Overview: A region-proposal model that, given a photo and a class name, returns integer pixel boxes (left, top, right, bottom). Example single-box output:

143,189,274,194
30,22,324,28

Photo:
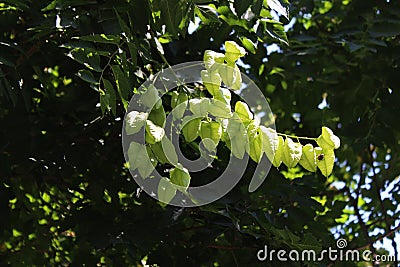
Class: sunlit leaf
282,137,302,168
189,98,210,117
158,177,177,205
298,144,317,172
201,70,221,96
224,41,246,63
125,111,148,135
170,166,190,191
182,117,201,142
317,126,340,150
316,147,335,177
145,120,165,144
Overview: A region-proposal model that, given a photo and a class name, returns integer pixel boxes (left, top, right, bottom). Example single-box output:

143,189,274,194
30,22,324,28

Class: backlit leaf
158,177,177,205
182,117,201,142
189,98,210,117
127,142,155,178
170,166,190,191
272,135,284,167
299,144,317,172
201,70,221,96
259,126,279,162
282,137,302,168
145,120,165,144
317,126,340,150
316,147,335,177
224,41,246,63
235,101,253,122
125,111,148,135
199,121,222,150
249,133,263,163
204,50,225,71
208,99,232,118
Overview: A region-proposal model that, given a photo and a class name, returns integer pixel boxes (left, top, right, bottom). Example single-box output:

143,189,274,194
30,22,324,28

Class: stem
277,133,317,141
98,48,119,88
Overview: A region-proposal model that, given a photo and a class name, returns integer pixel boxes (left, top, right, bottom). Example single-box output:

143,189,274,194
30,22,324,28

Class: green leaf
125,111,148,135
224,41,246,63
316,148,335,177
146,146,159,167
170,166,191,191
259,126,278,162
247,120,259,138
235,101,253,122
170,91,179,108
68,48,102,72
141,84,162,109
171,91,188,119
227,117,248,159
77,34,120,45
145,120,165,144
317,126,340,150
264,20,289,45
299,144,317,172
150,142,169,165
151,136,179,166
272,135,284,167
251,0,263,15
148,105,166,127
160,136,179,165
41,192,51,203
213,87,232,104
203,50,225,71
160,0,178,36
100,92,110,114
230,134,248,159
127,142,155,178
219,63,242,90
127,42,138,68
208,99,232,118
282,137,302,168
111,65,130,108
171,91,188,108
249,133,263,163
115,10,131,36
102,78,117,115
240,36,257,54
265,0,289,19
201,70,221,96
182,117,201,142
77,69,97,84
189,98,210,117
150,136,178,166
158,177,177,205
226,115,247,137
199,121,222,150
233,0,249,16
195,5,220,24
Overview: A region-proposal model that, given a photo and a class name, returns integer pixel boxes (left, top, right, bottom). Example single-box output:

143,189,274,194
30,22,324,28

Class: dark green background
0,0,399,266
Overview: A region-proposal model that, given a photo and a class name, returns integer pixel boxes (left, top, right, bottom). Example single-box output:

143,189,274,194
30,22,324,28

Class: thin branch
98,49,119,87
277,132,317,141
369,147,399,265
347,159,376,255
352,224,400,251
